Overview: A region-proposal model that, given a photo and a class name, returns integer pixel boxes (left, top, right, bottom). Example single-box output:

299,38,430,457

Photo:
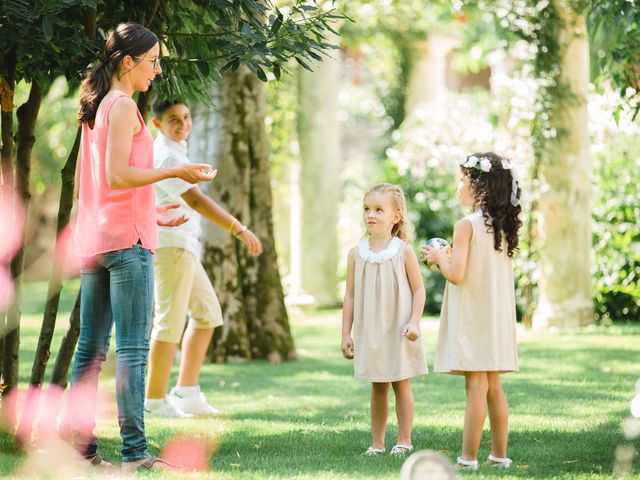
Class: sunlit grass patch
2,299,639,478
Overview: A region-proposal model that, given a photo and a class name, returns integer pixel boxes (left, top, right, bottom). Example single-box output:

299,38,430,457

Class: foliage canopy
0,0,344,103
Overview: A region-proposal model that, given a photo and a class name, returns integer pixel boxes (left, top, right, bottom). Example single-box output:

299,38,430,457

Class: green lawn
1,282,639,478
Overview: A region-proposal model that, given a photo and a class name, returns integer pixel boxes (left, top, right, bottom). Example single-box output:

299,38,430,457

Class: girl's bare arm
436,218,472,284
341,248,356,359
404,245,426,326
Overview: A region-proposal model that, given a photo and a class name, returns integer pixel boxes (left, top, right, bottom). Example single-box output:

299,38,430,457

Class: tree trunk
191,68,295,363
1,49,16,179
0,47,17,384
532,4,593,328
2,82,43,406
28,128,81,389
404,34,459,118
50,290,81,388
297,33,341,306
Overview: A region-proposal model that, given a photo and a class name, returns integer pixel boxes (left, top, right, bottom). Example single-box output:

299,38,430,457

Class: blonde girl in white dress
422,152,522,471
341,183,428,457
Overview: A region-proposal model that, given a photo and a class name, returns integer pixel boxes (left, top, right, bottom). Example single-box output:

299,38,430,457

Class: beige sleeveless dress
352,237,428,382
434,210,519,374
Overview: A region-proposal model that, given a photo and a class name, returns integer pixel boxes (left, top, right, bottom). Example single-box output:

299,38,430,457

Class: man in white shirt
144,98,262,417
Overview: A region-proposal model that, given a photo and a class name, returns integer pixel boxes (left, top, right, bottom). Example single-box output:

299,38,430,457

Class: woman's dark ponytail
77,60,112,124
78,23,158,124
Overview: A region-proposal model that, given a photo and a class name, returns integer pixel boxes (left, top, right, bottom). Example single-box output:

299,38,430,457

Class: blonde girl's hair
365,183,411,241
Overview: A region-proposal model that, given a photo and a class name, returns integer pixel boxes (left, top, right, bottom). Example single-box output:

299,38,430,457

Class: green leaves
151,0,345,98
0,0,344,102
589,0,640,112
0,0,98,86
270,11,283,36
592,127,640,323
295,56,313,72
220,58,240,74
255,65,268,82
41,15,53,40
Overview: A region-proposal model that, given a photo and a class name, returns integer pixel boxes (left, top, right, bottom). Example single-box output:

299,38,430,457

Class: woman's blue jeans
69,244,153,462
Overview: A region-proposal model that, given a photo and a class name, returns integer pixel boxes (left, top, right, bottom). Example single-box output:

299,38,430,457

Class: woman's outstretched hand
157,203,189,227
178,164,217,184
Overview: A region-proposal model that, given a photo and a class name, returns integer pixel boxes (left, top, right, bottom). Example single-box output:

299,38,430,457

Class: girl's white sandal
456,456,479,471
486,454,513,469
363,446,385,456
390,444,413,456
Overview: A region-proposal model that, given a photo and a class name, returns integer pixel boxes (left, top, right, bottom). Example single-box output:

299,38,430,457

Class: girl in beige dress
341,183,428,457
422,152,521,471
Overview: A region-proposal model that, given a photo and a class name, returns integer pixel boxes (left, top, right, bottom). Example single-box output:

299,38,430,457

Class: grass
1,282,639,478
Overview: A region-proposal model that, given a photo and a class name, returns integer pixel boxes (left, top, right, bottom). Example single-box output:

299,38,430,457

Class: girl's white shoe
456,456,479,471
364,446,385,456
486,454,513,469
390,444,413,456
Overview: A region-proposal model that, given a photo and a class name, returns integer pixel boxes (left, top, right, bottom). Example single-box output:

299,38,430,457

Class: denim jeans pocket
97,249,123,269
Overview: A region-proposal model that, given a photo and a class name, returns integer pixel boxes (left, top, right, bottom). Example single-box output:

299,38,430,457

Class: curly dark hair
461,152,522,257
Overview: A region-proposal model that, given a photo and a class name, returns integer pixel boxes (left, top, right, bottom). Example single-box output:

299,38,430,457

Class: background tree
191,68,295,363
532,1,593,328
466,0,595,327
297,29,342,307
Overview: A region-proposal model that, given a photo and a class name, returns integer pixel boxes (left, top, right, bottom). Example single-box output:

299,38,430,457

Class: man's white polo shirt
154,131,203,259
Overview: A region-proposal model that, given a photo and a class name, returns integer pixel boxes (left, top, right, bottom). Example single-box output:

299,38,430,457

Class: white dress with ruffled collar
351,237,428,382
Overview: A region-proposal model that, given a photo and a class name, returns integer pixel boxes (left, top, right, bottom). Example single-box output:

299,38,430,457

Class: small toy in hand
423,238,450,270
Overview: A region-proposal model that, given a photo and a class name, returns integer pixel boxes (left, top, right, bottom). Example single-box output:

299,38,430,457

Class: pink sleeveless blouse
74,92,157,257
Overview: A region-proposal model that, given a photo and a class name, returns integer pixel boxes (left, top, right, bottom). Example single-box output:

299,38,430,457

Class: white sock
144,398,165,408
174,385,199,397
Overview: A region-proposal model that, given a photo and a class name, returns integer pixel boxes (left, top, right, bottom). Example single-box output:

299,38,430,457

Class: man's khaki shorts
152,247,223,343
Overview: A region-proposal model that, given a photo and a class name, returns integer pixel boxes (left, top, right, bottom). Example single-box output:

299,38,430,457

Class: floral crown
460,155,521,207
460,154,512,172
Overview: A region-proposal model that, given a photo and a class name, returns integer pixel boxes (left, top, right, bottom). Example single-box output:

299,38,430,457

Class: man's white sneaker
168,386,220,416
144,398,193,418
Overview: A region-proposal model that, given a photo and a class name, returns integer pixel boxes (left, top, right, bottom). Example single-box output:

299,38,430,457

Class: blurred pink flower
0,265,14,312
53,222,83,279
161,434,217,471
0,184,24,313
0,187,24,265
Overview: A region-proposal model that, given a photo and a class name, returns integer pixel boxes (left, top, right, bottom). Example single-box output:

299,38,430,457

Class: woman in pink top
69,22,214,472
